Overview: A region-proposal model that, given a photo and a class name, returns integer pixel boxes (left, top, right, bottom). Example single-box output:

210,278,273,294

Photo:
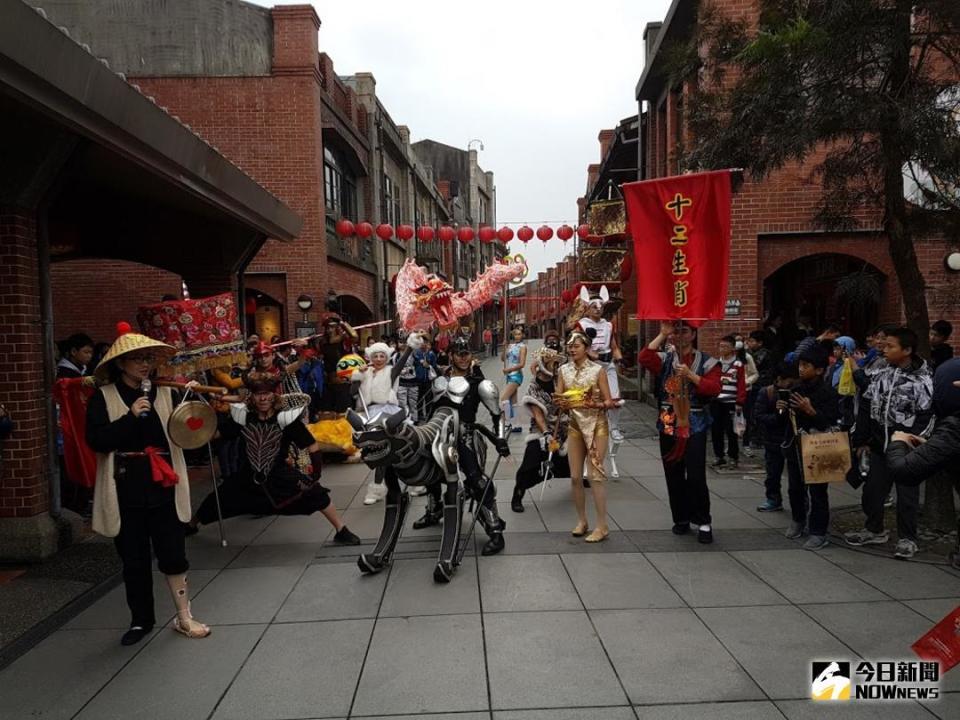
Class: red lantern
417,226,435,243
557,224,574,242
536,225,553,243
457,226,475,244
478,226,496,244
619,253,633,282
577,224,591,239
509,298,519,311
244,297,257,315
497,226,514,243
396,224,414,242
335,218,355,237
438,225,455,243
376,223,393,241
560,289,573,305
356,222,373,239
517,225,534,243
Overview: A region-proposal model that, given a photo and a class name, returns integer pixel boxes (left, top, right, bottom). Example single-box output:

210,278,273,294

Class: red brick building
634,0,960,351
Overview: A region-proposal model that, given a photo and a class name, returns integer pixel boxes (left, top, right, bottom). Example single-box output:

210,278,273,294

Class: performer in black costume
187,372,360,544
413,337,510,555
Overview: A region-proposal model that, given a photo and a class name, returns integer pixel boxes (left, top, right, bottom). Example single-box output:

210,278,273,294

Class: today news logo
811,660,940,701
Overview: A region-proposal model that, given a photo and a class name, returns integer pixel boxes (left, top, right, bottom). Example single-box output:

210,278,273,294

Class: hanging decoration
517,225,534,244
335,218,355,237
417,226,435,243
457,226,475,244
335,221,590,245
577,224,591,239
497,226,514,243
557,224,574,242
376,223,394,241
536,225,554,243
356,222,373,239
478,226,496,244
396,224,414,242
438,225,455,244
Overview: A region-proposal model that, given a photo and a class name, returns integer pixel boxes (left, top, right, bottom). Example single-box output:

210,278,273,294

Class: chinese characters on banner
622,170,732,325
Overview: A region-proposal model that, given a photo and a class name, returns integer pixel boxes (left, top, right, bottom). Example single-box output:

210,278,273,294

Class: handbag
799,428,853,484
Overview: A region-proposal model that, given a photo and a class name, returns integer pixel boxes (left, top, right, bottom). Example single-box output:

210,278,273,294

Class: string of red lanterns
334,219,597,245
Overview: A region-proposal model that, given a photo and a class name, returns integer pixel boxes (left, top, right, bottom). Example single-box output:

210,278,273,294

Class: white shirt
578,317,613,354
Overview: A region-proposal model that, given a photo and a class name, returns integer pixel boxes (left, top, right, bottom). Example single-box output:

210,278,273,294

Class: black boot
511,486,525,513
482,533,505,556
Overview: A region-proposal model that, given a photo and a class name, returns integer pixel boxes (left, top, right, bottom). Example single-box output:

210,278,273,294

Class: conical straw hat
94,324,177,382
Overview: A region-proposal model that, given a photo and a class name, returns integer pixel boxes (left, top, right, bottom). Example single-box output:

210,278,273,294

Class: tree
669,0,960,356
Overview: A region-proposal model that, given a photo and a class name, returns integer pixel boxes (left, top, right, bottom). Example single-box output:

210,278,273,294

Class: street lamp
297,294,314,322
946,251,960,272
295,294,317,339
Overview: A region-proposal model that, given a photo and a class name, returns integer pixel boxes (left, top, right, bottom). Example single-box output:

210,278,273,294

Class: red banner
623,170,732,325
53,378,97,489
913,605,960,675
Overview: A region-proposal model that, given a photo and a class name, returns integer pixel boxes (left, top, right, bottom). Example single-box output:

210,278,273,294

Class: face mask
735,341,744,350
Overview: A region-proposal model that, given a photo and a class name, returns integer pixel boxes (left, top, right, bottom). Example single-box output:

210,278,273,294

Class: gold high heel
571,521,589,537
585,528,609,543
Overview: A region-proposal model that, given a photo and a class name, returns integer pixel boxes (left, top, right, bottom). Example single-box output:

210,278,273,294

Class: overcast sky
253,0,673,278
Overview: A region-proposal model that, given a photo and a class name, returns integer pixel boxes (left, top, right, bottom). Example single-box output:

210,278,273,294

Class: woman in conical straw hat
85,322,210,646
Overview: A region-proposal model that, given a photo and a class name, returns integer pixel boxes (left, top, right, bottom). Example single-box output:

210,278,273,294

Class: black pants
710,401,739,461
763,441,785,504
114,502,189,628
659,431,711,526
862,449,919,540
195,472,331,526
784,442,829,536
515,438,571,492
743,386,761,447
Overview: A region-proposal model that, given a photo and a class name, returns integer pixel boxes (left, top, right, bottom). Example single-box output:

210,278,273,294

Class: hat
93,321,177,382
245,371,281,394
450,337,476,354
798,344,830,369
365,342,393,360
580,285,610,308
251,342,274,358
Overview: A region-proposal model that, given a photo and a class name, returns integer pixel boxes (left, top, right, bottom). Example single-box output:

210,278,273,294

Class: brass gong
168,400,217,449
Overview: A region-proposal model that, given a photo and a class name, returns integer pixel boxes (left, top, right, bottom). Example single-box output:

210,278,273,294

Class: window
383,174,402,227
324,147,357,219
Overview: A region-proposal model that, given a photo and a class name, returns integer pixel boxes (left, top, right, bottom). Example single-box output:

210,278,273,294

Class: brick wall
0,208,49,518
50,259,182,342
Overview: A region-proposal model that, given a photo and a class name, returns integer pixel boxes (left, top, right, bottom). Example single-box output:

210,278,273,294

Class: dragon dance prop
395,257,527,332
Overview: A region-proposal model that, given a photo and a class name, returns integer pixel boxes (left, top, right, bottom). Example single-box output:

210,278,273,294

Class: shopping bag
800,429,852,484
734,407,747,437
912,605,960,675
837,358,856,396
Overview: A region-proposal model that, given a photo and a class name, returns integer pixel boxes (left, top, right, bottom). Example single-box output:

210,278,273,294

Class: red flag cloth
145,447,179,487
52,378,97,489
622,170,732,325
912,604,960,675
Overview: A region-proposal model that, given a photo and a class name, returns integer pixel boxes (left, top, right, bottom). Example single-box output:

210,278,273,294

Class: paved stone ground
2,344,958,719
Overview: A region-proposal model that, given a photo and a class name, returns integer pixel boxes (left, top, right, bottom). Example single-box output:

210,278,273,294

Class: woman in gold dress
555,329,616,542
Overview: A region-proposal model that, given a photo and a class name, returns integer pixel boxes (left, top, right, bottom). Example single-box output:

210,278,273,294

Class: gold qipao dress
559,360,608,480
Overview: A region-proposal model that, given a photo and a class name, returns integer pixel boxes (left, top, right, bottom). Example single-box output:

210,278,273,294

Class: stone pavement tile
250,514,334,546
777,699,935,719
802,601,937,661
0,577,91,645
210,619,371,720
486,610,627,709
708,498,771,529
921,691,960,720
627,529,797,553
707,475,768,499
65,570,218,630
726,498,793,529
352,614,488,716
696,605,854,699
903,598,960,622
501,531,638,555
380,557,479,617
631,701,786,720
339,505,392,541
276,562,386,622
0,628,145,720
75,623,264,720
228,543,322,568
816,547,960,600
729,550,887,604
180,539,243,570
636,477,672,501
193,566,304,624
329,483,360,510
499,501,548,533
480,554,582,612
605,478,661,501
322,461,371,486
494,708,635,720
193,515,275,545
363,714,489,720
562,553,684,609
592,608,765,705
646,552,788,607
607,499,677,531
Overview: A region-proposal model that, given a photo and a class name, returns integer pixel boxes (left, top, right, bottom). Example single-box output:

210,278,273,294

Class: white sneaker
894,538,918,560
363,482,387,505
610,429,625,442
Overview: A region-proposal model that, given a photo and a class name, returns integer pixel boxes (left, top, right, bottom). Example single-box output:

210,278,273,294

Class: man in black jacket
780,346,840,550
887,358,960,568
847,328,934,559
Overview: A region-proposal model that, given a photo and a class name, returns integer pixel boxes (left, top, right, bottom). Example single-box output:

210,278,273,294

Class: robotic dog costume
349,337,510,583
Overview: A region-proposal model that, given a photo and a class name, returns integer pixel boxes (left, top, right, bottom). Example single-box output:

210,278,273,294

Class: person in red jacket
639,321,722,543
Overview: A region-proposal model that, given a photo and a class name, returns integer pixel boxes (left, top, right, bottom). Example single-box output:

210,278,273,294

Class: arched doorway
331,294,374,326
243,288,285,341
764,253,887,346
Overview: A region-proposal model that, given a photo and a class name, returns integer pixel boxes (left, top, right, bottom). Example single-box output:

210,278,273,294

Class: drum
167,400,217,449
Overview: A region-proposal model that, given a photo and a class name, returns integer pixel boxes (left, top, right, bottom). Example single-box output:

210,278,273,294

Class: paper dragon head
395,257,526,332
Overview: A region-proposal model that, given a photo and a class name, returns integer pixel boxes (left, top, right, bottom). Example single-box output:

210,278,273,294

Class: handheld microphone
139,379,152,419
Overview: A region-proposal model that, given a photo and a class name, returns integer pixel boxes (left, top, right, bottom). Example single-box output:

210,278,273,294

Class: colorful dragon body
395,257,527,332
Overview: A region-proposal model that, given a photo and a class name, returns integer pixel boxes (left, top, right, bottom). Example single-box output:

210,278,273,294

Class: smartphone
777,388,791,413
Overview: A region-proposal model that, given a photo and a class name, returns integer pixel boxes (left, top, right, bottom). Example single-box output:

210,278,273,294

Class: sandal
173,613,211,639
571,521,589,537
585,528,609,543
